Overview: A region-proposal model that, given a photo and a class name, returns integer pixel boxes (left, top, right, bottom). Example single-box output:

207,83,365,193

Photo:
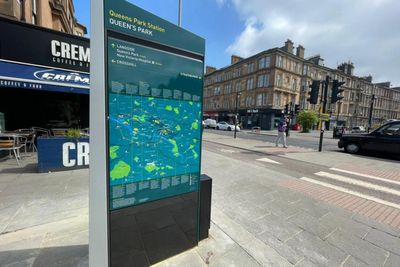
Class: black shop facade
0,17,90,131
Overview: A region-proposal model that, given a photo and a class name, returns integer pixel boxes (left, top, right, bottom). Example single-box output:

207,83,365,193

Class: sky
74,0,400,87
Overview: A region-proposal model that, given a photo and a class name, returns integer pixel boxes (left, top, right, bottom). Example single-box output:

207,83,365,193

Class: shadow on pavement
336,150,400,162
0,245,88,267
0,163,37,174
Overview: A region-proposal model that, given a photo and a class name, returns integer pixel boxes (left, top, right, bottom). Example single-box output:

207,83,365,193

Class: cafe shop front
0,17,90,131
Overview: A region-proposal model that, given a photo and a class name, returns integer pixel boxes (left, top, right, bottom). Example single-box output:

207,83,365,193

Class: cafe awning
0,59,90,94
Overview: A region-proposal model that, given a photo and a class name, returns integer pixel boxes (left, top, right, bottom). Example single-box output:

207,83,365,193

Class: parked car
350,126,366,133
216,121,240,131
338,121,400,155
203,119,217,129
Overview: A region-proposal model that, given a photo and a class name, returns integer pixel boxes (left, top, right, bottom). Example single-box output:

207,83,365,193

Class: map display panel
107,37,203,210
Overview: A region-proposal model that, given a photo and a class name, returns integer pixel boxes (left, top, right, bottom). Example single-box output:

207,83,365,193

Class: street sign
90,1,205,266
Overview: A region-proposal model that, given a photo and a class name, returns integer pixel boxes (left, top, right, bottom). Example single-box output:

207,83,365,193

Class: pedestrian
285,117,290,137
275,119,288,148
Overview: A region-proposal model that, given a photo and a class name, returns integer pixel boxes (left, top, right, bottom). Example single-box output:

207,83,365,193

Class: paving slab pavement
1,136,399,266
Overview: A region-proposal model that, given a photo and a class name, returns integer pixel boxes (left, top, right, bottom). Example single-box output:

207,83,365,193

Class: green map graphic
109,94,202,184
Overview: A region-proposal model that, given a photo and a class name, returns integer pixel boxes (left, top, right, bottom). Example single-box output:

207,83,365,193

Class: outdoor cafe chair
0,135,25,165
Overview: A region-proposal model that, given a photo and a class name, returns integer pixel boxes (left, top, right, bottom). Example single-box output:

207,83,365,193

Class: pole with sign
90,1,205,266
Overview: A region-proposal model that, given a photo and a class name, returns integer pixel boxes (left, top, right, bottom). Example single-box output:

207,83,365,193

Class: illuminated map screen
107,36,203,210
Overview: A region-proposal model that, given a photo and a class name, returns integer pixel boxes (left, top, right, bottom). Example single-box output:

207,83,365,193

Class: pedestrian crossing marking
256,158,281,165
300,177,400,210
315,171,400,197
330,168,400,186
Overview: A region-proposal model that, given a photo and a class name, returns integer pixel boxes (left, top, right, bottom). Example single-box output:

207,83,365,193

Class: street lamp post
234,91,241,139
178,0,182,27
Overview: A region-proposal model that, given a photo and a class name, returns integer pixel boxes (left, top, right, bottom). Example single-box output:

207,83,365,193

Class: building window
32,0,38,25
256,94,263,106
247,62,255,73
214,87,221,95
257,74,270,88
246,78,254,90
262,93,268,106
292,78,297,91
277,56,283,68
276,74,283,87
224,83,232,94
245,96,254,107
274,93,282,107
258,56,271,69
235,81,241,92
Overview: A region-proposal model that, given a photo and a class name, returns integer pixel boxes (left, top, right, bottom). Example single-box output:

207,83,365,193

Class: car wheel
344,143,360,154
216,126,219,130
227,127,232,131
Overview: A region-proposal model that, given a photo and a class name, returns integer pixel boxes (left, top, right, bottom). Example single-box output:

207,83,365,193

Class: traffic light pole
368,94,375,133
318,76,330,152
234,91,240,139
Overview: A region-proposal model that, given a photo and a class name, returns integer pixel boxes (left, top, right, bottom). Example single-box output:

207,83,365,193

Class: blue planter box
37,136,90,173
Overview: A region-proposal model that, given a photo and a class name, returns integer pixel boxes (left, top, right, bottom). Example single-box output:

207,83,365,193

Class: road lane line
300,177,400,210
315,171,400,197
330,168,400,186
256,158,281,165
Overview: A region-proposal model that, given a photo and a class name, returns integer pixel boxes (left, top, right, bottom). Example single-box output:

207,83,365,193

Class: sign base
110,191,199,266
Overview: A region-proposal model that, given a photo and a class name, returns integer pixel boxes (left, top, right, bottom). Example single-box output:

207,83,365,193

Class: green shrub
66,128,81,139
297,110,318,133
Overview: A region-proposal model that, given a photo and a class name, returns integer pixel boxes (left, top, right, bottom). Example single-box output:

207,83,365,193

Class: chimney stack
296,45,305,58
231,55,243,65
205,66,217,75
284,39,294,54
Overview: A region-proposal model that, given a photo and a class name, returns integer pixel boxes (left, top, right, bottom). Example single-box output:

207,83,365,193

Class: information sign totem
90,1,205,266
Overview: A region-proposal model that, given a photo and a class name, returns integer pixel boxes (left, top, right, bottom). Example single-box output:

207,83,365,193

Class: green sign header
105,0,205,55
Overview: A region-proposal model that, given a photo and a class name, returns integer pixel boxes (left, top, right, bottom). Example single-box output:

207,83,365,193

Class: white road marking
256,158,281,165
315,171,400,197
330,167,400,186
300,177,400,210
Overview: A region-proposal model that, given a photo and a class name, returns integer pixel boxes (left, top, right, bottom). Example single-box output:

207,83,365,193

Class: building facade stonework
0,0,86,36
203,40,400,130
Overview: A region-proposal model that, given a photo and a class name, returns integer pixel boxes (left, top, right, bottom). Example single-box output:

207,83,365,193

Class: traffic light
331,80,345,103
307,80,320,104
294,104,300,114
284,104,289,114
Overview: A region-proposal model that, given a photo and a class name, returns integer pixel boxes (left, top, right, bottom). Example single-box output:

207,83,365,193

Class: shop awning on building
0,60,90,94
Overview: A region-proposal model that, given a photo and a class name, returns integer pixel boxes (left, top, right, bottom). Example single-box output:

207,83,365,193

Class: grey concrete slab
384,253,400,267
242,237,292,267
342,255,369,267
209,244,262,267
290,199,330,219
264,199,301,219
351,213,400,237
319,212,371,240
286,230,347,266
256,213,302,242
154,250,206,267
196,223,237,262
255,230,304,265
0,236,44,267
365,229,400,256
33,245,88,267
211,208,253,246
326,229,388,266
288,212,337,240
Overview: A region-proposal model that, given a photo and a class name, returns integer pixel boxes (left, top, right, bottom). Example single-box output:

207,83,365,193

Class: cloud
215,0,227,8
221,0,400,86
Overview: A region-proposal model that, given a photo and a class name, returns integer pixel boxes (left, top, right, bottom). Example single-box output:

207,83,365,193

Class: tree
297,110,318,133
